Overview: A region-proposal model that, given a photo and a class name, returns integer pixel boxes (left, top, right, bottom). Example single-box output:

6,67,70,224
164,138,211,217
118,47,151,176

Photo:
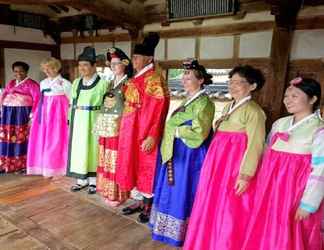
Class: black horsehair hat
78,46,96,64
133,32,160,56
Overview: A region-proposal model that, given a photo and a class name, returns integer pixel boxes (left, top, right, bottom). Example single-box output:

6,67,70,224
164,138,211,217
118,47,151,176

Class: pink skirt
243,149,323,250
27,95,69,177
184,131,255,250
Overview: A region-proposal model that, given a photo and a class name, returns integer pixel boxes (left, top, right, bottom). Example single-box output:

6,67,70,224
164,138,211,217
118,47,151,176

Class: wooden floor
0,174,178,250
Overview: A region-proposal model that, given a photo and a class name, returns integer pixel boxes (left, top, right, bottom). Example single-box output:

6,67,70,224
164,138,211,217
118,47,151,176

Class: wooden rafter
48,4,62,13
0,0,144,33
0,0,77,4
68,0,143,29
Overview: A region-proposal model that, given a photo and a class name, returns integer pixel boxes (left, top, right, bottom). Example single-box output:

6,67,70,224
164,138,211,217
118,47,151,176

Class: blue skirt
0,105,32,172
149,122,212,247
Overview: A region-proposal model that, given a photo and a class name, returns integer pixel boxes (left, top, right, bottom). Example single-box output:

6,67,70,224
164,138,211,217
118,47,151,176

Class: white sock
77,178,88,186
88,177,96,186
131,188,144,201
141,192,153,199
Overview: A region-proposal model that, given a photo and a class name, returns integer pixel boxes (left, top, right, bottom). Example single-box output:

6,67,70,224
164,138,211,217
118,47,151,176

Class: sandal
70,184,88,192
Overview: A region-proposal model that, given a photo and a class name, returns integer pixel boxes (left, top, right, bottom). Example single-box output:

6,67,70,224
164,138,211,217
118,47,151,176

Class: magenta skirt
243,148,323,250
184,131,255,250
27,95,69,177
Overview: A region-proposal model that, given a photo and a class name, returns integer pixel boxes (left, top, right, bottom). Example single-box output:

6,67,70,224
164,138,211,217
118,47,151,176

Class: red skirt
96,136,129,203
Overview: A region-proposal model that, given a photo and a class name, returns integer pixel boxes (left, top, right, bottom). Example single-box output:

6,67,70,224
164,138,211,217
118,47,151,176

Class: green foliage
168,69,184,80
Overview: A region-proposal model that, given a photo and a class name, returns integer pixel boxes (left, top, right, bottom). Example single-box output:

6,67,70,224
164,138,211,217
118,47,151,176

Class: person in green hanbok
67,46,109,194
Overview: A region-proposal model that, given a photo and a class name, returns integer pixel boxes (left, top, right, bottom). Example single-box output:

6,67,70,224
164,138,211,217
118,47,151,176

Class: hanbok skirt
242,149,323,250
97,136,129,203
184,131,254,250
27,95,69,176
0,105,32,173
149,132,211,247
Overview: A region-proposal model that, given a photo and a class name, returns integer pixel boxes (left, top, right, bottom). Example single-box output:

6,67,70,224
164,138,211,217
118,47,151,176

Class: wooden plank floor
0,174,178,250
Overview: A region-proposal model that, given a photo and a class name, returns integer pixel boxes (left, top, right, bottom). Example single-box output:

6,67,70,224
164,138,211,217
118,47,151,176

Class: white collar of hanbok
83,73,98,86
184,89,206,107
316,109,323,121
287,113,317,132
228,95,251,115
47,74,62,84
16,77,30,86
134,63,154,79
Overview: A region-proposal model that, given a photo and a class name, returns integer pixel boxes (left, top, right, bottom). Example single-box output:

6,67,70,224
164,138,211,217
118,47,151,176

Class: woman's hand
234,178,249,195
295,207,310,221
141,136,155,153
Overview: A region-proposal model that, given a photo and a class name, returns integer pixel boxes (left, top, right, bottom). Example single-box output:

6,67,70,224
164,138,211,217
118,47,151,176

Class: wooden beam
0,40,59,55
296,15,324,30
158,58,271,70
61,33,131,43
120,0,133,3
240,1,270,13
289,59,324,72
304,0,324,5
158,21,274,38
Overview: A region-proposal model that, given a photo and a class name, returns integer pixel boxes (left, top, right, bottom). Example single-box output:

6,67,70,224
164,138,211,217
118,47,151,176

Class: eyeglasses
228,79,249,85
110,62,122,67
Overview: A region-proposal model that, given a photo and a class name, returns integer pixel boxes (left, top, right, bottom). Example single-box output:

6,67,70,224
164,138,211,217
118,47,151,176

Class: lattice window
168,0,236,20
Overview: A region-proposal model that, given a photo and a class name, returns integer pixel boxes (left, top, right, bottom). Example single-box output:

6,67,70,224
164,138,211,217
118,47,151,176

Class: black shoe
137,212,150,223
13,168,26,175
122,202,143,215
0,169,5,175
87,185,96,195
137,197,153,223
70,184,88,192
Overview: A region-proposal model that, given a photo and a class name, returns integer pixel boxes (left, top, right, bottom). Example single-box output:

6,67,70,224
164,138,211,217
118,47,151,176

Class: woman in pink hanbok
243,77,324,250
27,57,71,177
0,61,40,173
183,65,266,250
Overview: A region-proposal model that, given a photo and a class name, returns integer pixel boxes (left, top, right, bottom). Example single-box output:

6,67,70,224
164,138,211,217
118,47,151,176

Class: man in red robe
116,32,169,223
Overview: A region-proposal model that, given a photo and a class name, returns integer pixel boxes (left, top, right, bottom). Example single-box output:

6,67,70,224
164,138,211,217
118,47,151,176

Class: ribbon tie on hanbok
37,88,51,123
270,132,289,146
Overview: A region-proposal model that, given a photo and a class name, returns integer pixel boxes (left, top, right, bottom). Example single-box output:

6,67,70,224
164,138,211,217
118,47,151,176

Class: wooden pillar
0,48,4,87
265,0,302,126
51,45,60,59
269,26,294,123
